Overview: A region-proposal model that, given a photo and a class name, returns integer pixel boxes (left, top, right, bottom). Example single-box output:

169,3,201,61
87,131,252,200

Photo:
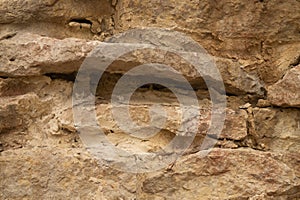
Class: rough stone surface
1,148,299,199
0,32,264,95
0,0,300,199
0,33,101,76
141,149,300,199
267,65,300,108
0,0,115,39
251,107,300,152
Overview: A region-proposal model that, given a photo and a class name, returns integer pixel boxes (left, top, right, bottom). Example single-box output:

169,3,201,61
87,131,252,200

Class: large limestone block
0,33,263,95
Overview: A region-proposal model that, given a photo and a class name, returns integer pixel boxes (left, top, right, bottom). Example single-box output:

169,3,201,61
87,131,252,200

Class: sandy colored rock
0,76,51,97
0,148,136,200
141,149,300,199
60,101,247,143
108,28,264,95
0,0,115,39
0,0,300,199
256,99,271,108
0,33,101,76
1,148,299,199
251,107,300,152
0,32,263,95
267,65,300,108
116,0,300,59
0,93,50,133
260,43,300,84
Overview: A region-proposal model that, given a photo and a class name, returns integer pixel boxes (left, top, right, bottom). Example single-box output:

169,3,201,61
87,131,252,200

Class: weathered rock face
0,0,115,39
0,0,300,199
0,32,264,96
0,33,101,76
267,65,300,108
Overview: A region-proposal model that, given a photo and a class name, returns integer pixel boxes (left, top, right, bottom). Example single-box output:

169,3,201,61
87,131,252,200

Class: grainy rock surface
268,65,300,108
0,0,300,199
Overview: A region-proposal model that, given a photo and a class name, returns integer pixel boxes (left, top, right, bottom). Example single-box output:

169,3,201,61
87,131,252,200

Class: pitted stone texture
1,148,299,200
0,148,136,200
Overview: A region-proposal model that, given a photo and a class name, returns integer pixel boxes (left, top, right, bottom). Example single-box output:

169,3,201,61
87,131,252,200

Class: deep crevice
45,72,77,82
68,18,93,29
0,32,17,40
225,92,238,97
140,83,170,91
69,18,93,25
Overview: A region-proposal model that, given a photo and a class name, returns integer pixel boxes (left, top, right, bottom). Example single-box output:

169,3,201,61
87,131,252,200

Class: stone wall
0,0,299,199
